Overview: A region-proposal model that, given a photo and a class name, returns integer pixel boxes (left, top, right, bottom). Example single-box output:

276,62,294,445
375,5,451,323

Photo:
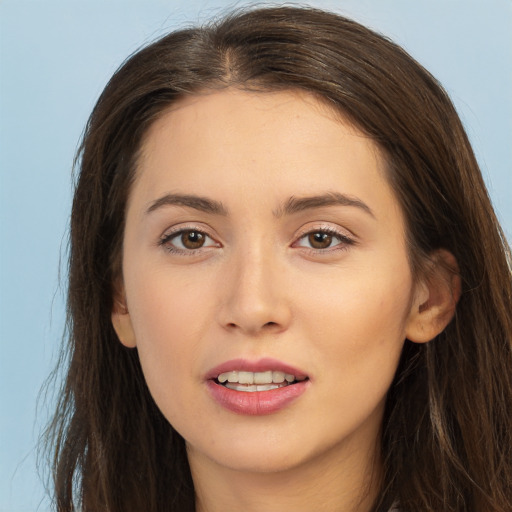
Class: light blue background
1,1,511,510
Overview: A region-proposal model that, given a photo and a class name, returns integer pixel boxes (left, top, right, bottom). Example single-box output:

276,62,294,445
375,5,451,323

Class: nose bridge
219,235,290,334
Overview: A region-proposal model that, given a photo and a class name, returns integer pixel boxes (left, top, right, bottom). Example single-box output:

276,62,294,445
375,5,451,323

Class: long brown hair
45,6,512,511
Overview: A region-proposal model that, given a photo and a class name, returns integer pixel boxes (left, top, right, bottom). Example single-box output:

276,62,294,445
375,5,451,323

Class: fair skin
112,89,458,512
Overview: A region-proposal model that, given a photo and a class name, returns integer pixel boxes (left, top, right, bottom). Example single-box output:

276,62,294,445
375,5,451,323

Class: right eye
160,229,219,253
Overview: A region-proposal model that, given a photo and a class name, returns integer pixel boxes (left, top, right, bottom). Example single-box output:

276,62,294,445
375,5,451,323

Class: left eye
295,230,349,250
161,229,218,251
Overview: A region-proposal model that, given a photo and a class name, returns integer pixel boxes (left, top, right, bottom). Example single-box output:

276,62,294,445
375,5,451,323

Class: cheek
295,258,413,393
301,261,412,342
124,267,216,411
127,261,213,340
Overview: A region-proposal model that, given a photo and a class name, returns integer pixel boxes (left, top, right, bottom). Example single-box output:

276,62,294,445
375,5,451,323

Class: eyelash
293,226,355,254
158,227,219,255
158,226,355,255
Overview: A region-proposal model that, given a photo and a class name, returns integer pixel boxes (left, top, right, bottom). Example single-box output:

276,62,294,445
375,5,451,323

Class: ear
405,249,461,343
111,285,137,348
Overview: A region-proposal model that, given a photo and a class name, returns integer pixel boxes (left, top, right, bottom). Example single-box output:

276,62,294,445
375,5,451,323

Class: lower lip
206,380,309,415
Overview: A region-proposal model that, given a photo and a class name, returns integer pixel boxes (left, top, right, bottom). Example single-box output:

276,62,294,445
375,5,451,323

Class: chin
185,424,343,476
193,444,311,475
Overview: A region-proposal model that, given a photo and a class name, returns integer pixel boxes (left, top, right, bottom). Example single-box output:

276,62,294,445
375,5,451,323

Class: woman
46,6,512,512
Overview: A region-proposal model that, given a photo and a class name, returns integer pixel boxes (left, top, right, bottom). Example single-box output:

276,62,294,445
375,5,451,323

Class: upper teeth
217,370,300,384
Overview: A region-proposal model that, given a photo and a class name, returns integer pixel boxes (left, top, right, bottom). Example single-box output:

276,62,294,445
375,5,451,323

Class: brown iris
180,230,206,249
308,232,333,249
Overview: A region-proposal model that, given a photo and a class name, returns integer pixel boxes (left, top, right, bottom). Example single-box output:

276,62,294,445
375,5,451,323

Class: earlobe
406,249,461,344
111,295,137,348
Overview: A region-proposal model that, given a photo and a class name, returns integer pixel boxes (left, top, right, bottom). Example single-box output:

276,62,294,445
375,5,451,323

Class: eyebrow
273,192,375,219
145,191,374,218
146,193,228,216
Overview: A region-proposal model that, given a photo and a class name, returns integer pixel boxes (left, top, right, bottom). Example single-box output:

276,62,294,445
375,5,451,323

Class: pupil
182,231,204,249
309,232,332,249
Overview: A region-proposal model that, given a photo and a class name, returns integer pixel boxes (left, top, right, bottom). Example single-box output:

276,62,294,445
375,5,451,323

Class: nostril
223,320,282,335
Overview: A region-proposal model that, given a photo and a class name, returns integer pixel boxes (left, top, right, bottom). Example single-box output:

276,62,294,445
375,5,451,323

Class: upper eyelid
160,223,215,239
157,222,355,244
298,226,344,236
294,223,355,239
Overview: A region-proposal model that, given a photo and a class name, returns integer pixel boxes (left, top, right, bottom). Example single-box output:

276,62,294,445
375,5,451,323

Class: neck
188,435,382,512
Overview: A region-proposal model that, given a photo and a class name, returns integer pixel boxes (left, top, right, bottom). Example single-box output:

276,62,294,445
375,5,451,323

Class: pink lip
205,358,310,416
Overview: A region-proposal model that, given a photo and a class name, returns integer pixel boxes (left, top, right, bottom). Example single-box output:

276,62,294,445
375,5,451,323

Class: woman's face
114,89,426,475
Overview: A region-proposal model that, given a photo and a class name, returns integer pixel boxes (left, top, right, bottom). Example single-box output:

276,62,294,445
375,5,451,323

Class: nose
217,244,292,336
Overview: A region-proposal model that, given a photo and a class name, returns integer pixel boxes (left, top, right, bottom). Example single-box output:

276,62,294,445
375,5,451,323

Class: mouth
206,359,310,415
215,370,309,392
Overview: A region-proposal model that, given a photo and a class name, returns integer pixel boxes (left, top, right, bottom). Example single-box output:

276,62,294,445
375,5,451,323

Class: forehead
132,88,398,221
141,88,365,153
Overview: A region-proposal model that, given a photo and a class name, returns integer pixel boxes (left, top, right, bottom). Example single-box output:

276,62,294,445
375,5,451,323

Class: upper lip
205,357,309,381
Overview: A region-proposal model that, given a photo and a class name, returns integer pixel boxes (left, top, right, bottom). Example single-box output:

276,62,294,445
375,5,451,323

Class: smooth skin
112,89,459,512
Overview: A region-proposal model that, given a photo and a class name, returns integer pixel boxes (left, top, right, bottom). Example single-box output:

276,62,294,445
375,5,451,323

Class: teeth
254,370,272,384
217,370,300,385
225,383,287,392
225,371,238,383
272,371,285,383
238,371,254,384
